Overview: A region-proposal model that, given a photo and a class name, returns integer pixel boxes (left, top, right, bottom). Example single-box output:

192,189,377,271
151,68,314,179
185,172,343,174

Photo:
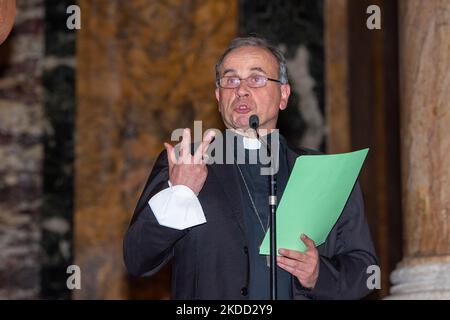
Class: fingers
277,236,319,289
277,246,319,288
180,128,191,162
278,248,305,261
277,254,308,268
277,248,307,269
277,259,310,280
193,130,216,164
301,234,316,250
277,246,317,267
167,128,215,167
164,142,176,170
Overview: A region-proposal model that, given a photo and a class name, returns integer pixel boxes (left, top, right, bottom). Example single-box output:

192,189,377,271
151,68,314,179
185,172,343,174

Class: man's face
215,46,290,131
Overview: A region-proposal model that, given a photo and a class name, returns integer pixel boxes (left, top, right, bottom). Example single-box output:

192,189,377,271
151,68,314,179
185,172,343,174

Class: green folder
259,148,369,255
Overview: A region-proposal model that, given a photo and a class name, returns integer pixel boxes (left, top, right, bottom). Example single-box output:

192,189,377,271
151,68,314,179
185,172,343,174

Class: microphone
249,114,259,130
248,115,271,156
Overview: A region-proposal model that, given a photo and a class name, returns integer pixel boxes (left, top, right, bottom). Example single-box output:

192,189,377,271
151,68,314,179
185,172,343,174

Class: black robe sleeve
293,182,379,299
123,150,188,277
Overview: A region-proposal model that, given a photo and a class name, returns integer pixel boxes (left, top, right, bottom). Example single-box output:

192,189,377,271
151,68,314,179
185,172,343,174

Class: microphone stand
251,122,278,300
266,137,278,301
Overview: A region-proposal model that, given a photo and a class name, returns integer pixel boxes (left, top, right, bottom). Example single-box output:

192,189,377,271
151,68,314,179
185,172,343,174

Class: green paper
259,148,369,255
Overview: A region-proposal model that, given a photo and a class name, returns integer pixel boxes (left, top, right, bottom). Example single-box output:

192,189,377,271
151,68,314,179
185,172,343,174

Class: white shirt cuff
148,181,206,230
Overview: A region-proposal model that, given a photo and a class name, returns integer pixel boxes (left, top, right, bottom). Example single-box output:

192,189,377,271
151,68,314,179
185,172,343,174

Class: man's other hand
277,234,320,289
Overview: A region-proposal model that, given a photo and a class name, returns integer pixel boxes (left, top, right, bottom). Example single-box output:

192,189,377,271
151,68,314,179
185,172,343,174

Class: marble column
325,0,404,298
388,0,450,299
324,0,351,154
75,0,237,299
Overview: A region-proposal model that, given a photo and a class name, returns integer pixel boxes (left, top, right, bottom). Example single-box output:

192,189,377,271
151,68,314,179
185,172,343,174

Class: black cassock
123,133,378,300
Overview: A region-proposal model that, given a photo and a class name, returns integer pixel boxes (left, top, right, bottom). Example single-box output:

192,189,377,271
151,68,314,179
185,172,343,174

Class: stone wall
0,0,44,299
0,0,76,299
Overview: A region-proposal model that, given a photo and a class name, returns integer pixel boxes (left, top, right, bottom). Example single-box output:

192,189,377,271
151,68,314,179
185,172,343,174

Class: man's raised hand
164,128,215,195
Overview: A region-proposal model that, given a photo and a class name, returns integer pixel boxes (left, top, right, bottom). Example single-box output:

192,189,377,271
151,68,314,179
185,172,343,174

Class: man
123,37,378,299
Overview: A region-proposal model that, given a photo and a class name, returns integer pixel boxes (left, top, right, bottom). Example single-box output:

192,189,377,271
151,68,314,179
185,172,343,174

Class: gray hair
215,36,289,87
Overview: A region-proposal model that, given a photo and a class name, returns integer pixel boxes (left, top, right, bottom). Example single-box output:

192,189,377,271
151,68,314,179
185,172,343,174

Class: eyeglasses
218,74,281,89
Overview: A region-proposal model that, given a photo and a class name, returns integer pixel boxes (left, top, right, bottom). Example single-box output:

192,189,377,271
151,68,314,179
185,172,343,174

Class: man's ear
279,84,291,110
215,87,222,112
215,87,220,103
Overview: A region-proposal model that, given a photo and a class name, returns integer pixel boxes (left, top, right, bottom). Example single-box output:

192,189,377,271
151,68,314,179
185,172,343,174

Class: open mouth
234,104,251,113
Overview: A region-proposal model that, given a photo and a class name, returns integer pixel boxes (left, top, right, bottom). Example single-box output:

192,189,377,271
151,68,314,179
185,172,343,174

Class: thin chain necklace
236,163,269,233
236,162,271,268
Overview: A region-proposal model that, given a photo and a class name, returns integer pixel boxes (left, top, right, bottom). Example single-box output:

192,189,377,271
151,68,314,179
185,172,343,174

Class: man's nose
235,80,250,97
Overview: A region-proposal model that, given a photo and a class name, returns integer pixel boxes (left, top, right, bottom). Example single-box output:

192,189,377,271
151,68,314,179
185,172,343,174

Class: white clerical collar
243,136,261,150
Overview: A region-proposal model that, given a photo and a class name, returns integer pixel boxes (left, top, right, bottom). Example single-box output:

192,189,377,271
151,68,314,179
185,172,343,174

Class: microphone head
249,115,259,129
